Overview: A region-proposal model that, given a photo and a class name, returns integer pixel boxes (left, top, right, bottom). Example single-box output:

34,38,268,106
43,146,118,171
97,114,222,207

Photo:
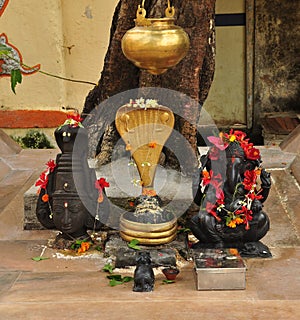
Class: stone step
280,124,300,154
1,170,33,213
0,129,22,155
261,113,300,146
23,184,44,230
0,158,11,182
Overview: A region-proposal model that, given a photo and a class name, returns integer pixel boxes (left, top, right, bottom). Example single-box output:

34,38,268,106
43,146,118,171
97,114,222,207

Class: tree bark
82,0,216,171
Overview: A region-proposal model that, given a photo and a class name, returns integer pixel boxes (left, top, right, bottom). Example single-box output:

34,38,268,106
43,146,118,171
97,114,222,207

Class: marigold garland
148,141,157,148
77,242,90,254
142,188,157,197
41,194,49,202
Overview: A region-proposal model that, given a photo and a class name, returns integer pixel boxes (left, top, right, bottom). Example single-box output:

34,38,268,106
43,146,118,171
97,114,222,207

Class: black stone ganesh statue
35,113,109,242
190,130,272,257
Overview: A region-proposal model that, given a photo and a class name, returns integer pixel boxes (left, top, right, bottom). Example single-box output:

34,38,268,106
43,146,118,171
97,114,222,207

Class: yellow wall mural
0,0,118,112
0,33,40,76
0,0,40,93
0,0,9,17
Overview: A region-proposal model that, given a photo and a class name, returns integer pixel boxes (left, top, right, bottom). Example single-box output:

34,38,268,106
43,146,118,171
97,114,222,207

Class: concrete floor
0,135,299,320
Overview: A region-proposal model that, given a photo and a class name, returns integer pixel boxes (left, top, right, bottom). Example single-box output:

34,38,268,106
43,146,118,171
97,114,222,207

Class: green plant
11,130,54,149
162,279,175,284
31,245,49,261
102,263,114,274
127,239,141,250
107,274,134,287
31,256,49,261
102,263,133,286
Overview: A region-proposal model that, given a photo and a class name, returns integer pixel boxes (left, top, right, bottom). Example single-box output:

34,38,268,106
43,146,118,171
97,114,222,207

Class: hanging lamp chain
165,1,175,18
140,0,171,9
136,0,175,23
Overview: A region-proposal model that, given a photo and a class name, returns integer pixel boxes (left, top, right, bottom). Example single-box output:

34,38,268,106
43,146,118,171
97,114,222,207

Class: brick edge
0,110,68,128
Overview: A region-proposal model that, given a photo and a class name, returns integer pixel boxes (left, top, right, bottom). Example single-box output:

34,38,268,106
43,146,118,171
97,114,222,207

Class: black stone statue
36,115,109,241
133,251,155,292
190,130,272,257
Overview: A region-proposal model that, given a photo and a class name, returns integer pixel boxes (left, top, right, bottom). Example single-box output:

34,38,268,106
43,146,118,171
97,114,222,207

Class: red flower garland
203,130,263,229
35,160,57,202
95,177,110,203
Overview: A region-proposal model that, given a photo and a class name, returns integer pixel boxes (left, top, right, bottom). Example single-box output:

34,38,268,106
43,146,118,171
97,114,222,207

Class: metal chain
167,0,171,10
140,0,171,10
138,0,175,20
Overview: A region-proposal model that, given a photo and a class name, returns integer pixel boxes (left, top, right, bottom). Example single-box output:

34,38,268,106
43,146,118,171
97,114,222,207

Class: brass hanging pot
121,0,190,75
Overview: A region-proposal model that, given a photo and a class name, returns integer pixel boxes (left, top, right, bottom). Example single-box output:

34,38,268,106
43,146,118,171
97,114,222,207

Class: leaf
162,279,175,284
128,239,141,250
32,256,49,261
107,274,122,281
10,69,22,94
122,276,134,283
107,274,133,286
129,238,139,246
102,263,114,274
177,227,191,234
107,274,123,287
109,279,124,287
70,239,84,250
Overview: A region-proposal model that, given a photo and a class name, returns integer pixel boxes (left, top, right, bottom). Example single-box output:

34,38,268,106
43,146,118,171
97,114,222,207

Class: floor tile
0,144,299,320
0,271,21,297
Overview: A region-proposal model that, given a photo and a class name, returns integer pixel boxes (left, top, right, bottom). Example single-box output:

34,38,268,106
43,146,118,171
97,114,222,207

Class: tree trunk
82,0,216,171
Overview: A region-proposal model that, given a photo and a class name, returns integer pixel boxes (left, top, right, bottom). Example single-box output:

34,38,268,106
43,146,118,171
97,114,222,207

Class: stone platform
1,131,300,319
23,144,298,230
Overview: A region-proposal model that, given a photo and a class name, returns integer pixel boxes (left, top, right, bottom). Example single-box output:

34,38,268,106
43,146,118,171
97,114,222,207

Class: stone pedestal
24,185,44,230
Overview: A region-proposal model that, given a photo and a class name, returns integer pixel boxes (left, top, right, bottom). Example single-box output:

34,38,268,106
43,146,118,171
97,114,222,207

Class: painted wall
203,0,246,126
254,0,300,118
0,0,118,112
2,0,296,132
1,0,247,129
